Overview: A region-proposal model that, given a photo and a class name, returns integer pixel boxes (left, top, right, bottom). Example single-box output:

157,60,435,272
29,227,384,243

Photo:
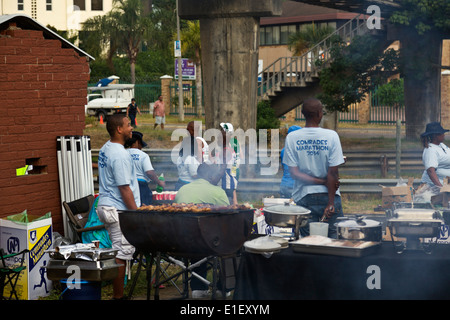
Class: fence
89,81,405,123
169,82,202,115
292,95,404,125
134,83,162,113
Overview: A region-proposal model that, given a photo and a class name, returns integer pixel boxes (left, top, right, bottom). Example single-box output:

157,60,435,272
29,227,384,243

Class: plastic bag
6,210,51,225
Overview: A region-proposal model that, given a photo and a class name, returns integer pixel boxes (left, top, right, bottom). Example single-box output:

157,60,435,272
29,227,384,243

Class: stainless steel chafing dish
262,202,311,239
386,208,443,254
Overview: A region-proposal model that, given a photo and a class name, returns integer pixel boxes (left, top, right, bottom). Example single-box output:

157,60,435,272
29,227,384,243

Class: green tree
178,20,203,116
257,100,280,130
388,0,450,138
82,0,151,84
288,23,335,56
317,34,399,113
374,78,405,108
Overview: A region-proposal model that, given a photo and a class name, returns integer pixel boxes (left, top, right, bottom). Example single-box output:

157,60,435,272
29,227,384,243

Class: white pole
57,136,69,237
85,136,94,195
75,136,85,196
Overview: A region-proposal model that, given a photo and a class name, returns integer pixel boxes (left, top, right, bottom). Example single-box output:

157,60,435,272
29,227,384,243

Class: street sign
174,58,196,80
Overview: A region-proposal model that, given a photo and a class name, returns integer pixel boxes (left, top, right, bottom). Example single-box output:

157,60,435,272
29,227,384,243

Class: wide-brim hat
421,122,449,138
132,131,147,147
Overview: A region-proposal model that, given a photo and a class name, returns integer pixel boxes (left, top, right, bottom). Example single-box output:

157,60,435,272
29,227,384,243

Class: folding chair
0,248,29,300
63,195,105,243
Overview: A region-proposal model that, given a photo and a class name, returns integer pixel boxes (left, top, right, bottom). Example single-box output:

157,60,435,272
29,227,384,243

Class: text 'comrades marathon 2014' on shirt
295,139,329,155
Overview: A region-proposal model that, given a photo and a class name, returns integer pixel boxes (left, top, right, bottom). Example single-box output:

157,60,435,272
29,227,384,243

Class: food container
262,202,311,239
291,236,381,258
336,216,382,242
387,208,442,238
45,258,121,281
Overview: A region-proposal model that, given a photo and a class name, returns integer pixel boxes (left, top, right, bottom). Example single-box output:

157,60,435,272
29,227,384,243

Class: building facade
0,14,92,233
0,0,113,34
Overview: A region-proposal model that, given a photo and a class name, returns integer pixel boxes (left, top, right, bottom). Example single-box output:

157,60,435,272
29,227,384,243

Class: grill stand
127,251,237,300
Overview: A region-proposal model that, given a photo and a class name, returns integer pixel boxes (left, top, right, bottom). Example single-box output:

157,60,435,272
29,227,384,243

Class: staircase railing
257,13,370,100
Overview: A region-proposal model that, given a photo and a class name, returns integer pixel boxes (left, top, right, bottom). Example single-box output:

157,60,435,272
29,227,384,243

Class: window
46,0,52,11
272,26,280,45
18,0,24,11
91,0,103,11
266,26,273,45
74,0,85,10
260,25,290,46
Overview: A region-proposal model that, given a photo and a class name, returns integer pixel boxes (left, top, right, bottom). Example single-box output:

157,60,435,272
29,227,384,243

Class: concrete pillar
179,0,282,130
160,75,173,116
358,93,371,124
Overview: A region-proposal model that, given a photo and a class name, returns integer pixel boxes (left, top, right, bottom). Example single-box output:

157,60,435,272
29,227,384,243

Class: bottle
156,173,164,193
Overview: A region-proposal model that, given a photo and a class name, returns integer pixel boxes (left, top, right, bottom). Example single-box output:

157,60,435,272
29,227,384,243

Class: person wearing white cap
218,122,240,205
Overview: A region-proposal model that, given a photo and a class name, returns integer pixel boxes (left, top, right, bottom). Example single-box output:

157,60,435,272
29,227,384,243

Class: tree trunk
130,61,136,84
401,30,442,140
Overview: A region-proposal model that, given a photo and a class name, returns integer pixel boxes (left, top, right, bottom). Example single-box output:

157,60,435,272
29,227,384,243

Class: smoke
170,121,280,176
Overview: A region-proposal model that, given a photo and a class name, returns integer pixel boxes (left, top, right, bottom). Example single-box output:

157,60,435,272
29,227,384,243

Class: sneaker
191,290,210,299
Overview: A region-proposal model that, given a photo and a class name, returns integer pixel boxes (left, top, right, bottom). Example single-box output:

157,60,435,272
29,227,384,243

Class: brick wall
0,25,90,234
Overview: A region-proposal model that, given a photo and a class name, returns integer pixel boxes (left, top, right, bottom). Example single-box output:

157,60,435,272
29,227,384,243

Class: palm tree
178,20,202,116
288,23,335,56
82,0,151,83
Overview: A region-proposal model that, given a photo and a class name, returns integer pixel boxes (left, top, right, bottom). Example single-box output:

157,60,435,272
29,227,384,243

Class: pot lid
263,203,311,215
336,218,381,228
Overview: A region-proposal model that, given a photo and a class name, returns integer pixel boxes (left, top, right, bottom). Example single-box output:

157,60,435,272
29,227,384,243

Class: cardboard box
431,177,450,207
381,177,414,208
0,212,53,300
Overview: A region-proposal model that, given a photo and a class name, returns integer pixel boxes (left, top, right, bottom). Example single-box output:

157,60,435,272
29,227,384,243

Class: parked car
85,83,135,120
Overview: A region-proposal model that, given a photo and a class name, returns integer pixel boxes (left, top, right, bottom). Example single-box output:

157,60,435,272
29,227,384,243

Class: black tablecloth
234,242,450,300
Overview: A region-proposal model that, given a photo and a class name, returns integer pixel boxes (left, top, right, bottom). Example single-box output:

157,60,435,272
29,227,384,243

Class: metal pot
263,202,311,239
336,216,382,242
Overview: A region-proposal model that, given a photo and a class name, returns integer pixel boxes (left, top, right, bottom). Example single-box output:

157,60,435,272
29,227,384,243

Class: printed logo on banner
28,225,52,272
7,237,20,254
30,230,37,244
440,224,449,241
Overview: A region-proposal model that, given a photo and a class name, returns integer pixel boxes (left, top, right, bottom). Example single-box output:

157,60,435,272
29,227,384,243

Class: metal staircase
257,13,375,114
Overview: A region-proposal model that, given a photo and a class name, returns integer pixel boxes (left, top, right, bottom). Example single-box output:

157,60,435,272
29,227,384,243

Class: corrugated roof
0,13,94,61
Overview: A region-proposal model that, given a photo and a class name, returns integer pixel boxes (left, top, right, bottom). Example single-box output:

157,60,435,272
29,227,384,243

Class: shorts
155,116,165,124
96,206,135,260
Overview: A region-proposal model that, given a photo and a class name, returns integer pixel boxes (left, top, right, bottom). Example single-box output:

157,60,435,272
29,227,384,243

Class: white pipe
57,137,68,237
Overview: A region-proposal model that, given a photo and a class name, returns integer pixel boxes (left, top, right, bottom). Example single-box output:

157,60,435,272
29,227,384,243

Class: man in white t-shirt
96,114,140,300
283,98,345,238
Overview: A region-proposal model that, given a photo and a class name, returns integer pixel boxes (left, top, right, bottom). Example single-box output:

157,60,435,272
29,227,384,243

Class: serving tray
290,236,381,258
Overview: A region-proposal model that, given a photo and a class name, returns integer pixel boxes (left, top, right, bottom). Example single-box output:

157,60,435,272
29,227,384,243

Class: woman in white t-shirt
175,136,200,190
420,122,450,190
